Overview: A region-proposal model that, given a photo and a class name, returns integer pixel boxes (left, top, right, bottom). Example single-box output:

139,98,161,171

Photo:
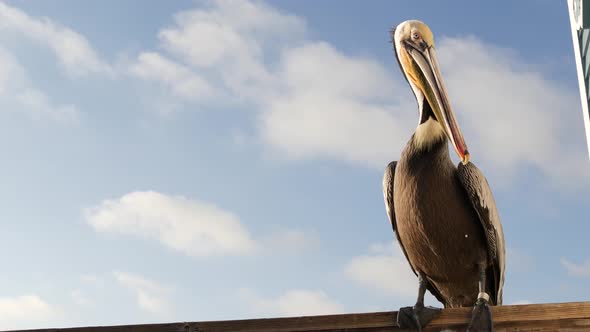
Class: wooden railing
8,301,590,332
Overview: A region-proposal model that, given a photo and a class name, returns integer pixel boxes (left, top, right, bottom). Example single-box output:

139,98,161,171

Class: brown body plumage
393,135,497,307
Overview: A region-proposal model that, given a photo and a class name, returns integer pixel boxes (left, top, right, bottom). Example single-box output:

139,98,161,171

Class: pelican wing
382,162,400,234
457,162,505,305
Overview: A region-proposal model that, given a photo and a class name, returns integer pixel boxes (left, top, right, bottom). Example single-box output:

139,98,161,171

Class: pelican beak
406,43,470,164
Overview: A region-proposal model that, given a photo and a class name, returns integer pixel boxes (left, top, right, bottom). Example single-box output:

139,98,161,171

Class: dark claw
397,305,441,331
466,299,493,332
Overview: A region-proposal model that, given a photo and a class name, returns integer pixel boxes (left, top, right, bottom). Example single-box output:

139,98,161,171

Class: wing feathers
457,162,505,305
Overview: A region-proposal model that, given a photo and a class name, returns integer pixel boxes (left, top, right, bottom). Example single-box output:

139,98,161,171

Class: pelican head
392,20,470,164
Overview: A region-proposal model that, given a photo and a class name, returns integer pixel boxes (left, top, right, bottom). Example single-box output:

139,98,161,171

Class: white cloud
129,52,217,103
239,288,343,317
14,88,79,123
437,36,588,184
0,48,22,93
0,295,55,330
0,48,80,124
511,300,532,305
130,0,305,106
131,0,414,168
261,42,414,168
158,0,305,68
264,35,589,182
113,271,171,315
277,42,395,101
345,242,417,299
84,191,258,257
561,258,590,278
132,0,588,185
85,191,316,257
0,1,110,76
263,229,320,253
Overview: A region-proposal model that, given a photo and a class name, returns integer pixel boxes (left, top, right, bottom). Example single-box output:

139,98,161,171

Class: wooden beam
10,302,590,332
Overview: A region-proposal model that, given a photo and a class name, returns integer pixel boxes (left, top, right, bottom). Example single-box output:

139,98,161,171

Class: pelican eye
412,32,419,40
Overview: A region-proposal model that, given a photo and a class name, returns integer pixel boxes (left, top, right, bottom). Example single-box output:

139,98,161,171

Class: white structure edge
568,0,590,158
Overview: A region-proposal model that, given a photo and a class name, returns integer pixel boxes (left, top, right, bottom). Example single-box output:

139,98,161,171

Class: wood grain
9,302,590,332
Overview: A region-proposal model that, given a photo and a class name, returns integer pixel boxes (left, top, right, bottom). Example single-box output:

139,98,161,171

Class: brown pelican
383,20,505,331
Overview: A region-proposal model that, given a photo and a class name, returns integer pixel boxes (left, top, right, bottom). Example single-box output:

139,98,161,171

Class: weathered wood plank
8,302,590,332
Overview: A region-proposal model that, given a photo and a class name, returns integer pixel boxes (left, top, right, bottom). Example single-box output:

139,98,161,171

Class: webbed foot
397,305,441,331
466,297,493,332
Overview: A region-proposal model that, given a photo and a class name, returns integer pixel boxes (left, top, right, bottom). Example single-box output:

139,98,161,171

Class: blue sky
0,0,589,329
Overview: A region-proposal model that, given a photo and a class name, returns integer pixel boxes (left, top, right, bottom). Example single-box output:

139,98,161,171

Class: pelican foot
397,305,441,331
466,298,493,332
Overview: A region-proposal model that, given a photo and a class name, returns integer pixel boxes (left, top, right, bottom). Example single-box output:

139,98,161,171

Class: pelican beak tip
461,151,470,165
